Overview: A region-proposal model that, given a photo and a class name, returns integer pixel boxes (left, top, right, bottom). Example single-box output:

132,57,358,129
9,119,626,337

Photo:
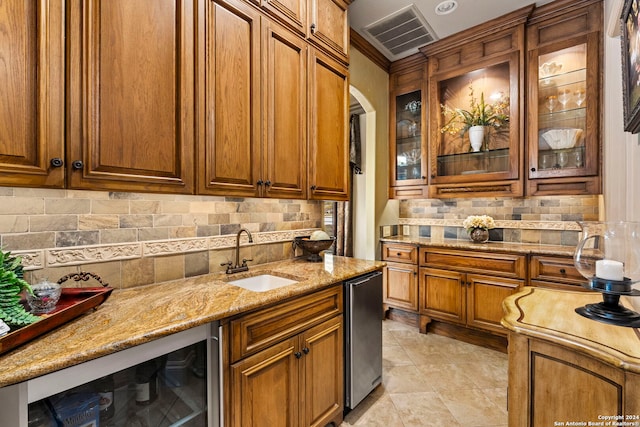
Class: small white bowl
541,128,583,150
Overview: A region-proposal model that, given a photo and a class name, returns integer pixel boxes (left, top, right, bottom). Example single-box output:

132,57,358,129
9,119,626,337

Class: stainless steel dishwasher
344,270,383,409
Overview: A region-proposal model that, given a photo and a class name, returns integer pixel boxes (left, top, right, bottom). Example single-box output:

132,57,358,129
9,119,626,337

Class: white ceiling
348,0,554,61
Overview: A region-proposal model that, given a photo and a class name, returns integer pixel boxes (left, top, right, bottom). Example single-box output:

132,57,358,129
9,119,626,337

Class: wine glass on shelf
574,88,586,107
574,150,584,168
557,151,569,169
557,89,571,110
546,95,558,113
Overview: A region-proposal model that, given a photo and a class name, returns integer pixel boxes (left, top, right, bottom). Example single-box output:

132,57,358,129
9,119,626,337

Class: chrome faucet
222,228,254,274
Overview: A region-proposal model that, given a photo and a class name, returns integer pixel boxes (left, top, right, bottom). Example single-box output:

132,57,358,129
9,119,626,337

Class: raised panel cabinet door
200,0,262,197
0,0,65,188
67,0,197,193
466,274,522,334
230,337,300,427
383,263,418,312
300,316,343,427
263,20,307,199
308,48,349,201
307,0,348,63
262,0,306,36
419,267,466,324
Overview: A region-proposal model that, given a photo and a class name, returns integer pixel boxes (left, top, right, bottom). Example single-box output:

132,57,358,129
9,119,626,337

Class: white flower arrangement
462,215,496,232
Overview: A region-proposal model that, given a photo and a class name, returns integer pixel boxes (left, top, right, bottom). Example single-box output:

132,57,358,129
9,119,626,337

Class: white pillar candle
595,259,624,281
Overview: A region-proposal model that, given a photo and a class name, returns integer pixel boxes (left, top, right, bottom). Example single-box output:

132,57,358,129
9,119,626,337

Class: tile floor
341,319,508,427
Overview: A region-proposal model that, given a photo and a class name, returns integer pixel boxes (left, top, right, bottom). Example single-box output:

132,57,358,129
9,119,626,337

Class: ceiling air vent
363,5,438,58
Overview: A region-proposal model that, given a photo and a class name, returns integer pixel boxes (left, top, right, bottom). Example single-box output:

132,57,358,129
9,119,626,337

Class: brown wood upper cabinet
308,48,349,201
422,6,530,199
525,0,602,196
0,1,65,188
201,0,307,199
388,58,429,200
66,0,197,193
246,0,307,36
307,0,350,64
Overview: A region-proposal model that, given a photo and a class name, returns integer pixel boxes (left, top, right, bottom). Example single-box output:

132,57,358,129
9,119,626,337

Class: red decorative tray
0,287,113,356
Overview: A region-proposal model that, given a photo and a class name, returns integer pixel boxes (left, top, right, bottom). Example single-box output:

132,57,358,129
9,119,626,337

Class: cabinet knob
302,347,309,354
431,174,435,179
422,176,426,180
257,179,264,186
310,185,317,190
560,268,566,274
71,160,84,170
50,158,63,168
310,23,316,34
295,351,302,359
265,180,271,187
531,167,536,172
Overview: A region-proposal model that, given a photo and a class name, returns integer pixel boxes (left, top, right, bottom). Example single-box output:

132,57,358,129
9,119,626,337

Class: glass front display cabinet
389,62,428,199
428,52,522,196
526,1,602,195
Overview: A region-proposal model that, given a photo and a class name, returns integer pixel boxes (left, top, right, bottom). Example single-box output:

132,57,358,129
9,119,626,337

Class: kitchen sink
226,273,300,292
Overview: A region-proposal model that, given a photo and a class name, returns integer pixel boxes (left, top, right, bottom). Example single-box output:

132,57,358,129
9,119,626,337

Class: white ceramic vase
468,125,485,152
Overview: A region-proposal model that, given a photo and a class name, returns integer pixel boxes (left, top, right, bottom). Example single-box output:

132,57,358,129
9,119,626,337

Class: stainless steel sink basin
226,273,299,292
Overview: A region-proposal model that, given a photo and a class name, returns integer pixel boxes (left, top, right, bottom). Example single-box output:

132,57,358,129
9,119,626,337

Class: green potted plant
440,85,510,152
0,249,40,329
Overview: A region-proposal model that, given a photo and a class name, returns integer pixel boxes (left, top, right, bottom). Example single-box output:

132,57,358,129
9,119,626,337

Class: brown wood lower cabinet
509,336,635,426
419,248,525,337
381,243,419,320
225,286,344,427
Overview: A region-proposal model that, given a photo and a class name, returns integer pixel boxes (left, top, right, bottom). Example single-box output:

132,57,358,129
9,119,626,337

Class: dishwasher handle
347,270,382,287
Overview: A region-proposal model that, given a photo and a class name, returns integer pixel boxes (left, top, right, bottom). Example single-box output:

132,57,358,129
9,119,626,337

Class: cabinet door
300,316,343,427
466,274,521,334
419,267,465,324
262,0,306,36
389,63,428,199
230,337,299,427
526,2,602,196
308,48,349,201
263,21,307,199
0,1,65,188
200,0,262,197
67,0,196,193
383,262,418,312
307,0,349,63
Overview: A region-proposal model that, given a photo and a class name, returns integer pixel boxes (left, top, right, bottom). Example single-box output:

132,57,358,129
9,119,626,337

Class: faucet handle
220,261,233,273
241,258,253,267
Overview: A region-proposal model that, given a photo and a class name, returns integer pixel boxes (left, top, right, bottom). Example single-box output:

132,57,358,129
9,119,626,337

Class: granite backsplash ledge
382,195,602,247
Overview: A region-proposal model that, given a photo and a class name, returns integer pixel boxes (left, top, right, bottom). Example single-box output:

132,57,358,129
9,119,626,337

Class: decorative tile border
14,229,319,270
398,218,582,231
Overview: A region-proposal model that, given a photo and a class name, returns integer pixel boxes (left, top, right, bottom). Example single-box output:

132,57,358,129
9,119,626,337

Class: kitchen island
0,255,383,388
502,287,640,426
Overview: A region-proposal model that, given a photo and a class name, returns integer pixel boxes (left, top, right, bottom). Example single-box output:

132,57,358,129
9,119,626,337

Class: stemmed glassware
557,89,571,110
574,88,586,107
557,151,569,168
546,95,558,113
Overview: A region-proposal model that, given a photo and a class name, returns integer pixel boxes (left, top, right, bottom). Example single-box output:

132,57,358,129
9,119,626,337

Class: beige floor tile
383,365,435,394
390,391,463,427
439,388,507,426
342,392,405,426
415,363,479,392
383,344,415,367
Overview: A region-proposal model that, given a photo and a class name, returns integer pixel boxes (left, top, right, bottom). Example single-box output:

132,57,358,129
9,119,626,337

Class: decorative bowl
27,281,62,314
541,128,583,150
293,236,336,262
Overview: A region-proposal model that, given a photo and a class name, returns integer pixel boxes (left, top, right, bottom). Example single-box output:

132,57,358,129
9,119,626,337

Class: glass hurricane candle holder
573,221,640,327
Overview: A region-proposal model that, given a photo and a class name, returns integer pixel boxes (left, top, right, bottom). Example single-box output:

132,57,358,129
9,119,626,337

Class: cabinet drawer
419,247,526,279
381,243,418,264
529,255,585,287
230,285,342,362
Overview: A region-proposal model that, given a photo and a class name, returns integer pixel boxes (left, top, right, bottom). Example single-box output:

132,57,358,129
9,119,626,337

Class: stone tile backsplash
0,187,323,289
384,195,601,247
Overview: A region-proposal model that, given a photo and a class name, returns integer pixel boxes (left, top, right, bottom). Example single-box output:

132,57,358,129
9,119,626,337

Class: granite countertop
380,235,576,257
502,287,640,373
0,255,384,388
